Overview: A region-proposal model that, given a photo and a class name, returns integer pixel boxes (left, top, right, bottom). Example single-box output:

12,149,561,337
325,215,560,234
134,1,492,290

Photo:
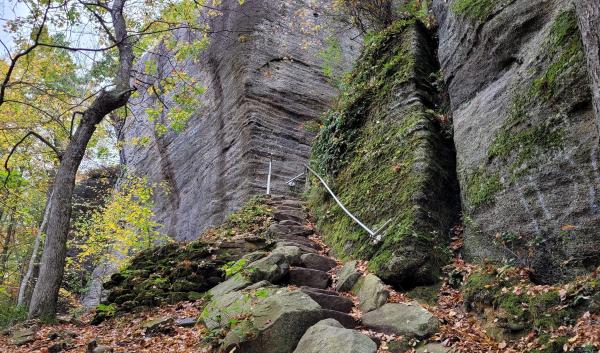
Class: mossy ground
461,265,600,335
93,196,274,323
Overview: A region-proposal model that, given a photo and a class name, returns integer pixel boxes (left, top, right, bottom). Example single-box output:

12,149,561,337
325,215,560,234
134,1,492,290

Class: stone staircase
200,195,446,353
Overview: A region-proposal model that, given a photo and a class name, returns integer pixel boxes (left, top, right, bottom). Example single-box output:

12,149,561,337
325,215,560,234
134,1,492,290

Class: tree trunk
17,196,50,306
27,0,134,319
576,0,600,131
0,211,16,283
28,92,129,318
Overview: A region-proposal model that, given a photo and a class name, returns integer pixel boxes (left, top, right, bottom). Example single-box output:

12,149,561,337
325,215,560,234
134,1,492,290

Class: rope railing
264,157,389,243
286,165,391,243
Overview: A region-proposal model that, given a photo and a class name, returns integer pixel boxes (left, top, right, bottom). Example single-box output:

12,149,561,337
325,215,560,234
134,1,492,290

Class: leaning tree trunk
27,0,133,319
576,0,600,131
28,90,131,319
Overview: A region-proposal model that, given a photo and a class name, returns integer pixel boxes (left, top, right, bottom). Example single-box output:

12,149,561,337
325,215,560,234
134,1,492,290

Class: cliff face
434,0,600,282
309,20,460,289
123,0,600,284
122,0,359,240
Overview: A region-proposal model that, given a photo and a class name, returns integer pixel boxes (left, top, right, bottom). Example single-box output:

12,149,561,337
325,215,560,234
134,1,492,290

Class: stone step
277,219,304,227
276,241,319,254
300,253,337,272
320,309,358,329
266,223,314,237
277,235,321,250
288,267,331,289
280,199,305,208
274,210,305,223
300,287,354,313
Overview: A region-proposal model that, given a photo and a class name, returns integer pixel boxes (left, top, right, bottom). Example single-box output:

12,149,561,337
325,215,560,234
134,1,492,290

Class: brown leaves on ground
0,301,209,353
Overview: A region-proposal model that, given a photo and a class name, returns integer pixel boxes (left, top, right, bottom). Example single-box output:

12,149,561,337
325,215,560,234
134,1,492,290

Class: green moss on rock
465,167,502,208
470,8,584,205
451,0,514,21
311,19,417,177
309,19,459,288
93,196,275,323
461,266,600,336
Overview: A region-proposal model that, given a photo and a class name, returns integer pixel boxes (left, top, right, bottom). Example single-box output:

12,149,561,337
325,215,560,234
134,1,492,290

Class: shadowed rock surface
122,0,360,241
434,0,600,282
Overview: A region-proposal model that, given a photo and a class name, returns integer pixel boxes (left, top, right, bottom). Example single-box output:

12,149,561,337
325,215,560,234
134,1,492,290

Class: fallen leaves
0,301,206,353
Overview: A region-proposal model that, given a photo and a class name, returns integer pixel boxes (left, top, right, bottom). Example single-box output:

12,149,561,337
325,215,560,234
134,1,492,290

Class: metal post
266,153,272,195
304,166,310,193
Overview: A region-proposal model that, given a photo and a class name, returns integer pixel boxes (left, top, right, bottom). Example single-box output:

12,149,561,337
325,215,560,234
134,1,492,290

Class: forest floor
1,227,599,353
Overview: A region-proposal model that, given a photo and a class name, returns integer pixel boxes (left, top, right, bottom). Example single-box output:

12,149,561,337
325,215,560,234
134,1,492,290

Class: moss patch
93,196,274,323
461,266,600,335
311,19,417,177
470,8,585,204
309,19,458,287
450,0,514,21
465,167,502,208
531,10,585,102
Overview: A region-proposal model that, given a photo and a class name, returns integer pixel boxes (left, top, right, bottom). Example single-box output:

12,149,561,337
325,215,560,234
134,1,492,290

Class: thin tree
1,0,223,319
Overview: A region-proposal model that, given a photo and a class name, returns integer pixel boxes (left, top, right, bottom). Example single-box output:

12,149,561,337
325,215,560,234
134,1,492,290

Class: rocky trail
0,196,447,353
197,195,443,353
2,195,599,353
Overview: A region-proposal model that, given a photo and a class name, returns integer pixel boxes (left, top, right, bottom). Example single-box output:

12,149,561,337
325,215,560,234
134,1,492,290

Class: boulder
208,272,252,297
309,20,460,288
201,287,326,353
175,317,196,327
10,328,36,346
247,253,290,283
361,302,439,338
142,317,174,337
300,287,354,313
86,340,113,353
433,0,600,282
301,253,338,272
49,342,69,353
273,245,303,265
289,268,331,289
336,261,361,292
293,319,377,353
354,274,389,313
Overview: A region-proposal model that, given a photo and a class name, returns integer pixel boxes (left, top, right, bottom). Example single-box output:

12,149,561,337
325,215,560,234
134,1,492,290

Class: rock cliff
122,0,359,240
434,0,600,282
309,19,460,288
123,0,600,284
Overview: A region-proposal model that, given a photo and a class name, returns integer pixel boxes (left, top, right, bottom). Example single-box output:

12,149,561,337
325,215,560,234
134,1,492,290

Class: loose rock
301,253,337,272
336,261,361,292
247,253,290,283
354,274,389,313
361,302,440,338
293,319,377,353
289,267,331,289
